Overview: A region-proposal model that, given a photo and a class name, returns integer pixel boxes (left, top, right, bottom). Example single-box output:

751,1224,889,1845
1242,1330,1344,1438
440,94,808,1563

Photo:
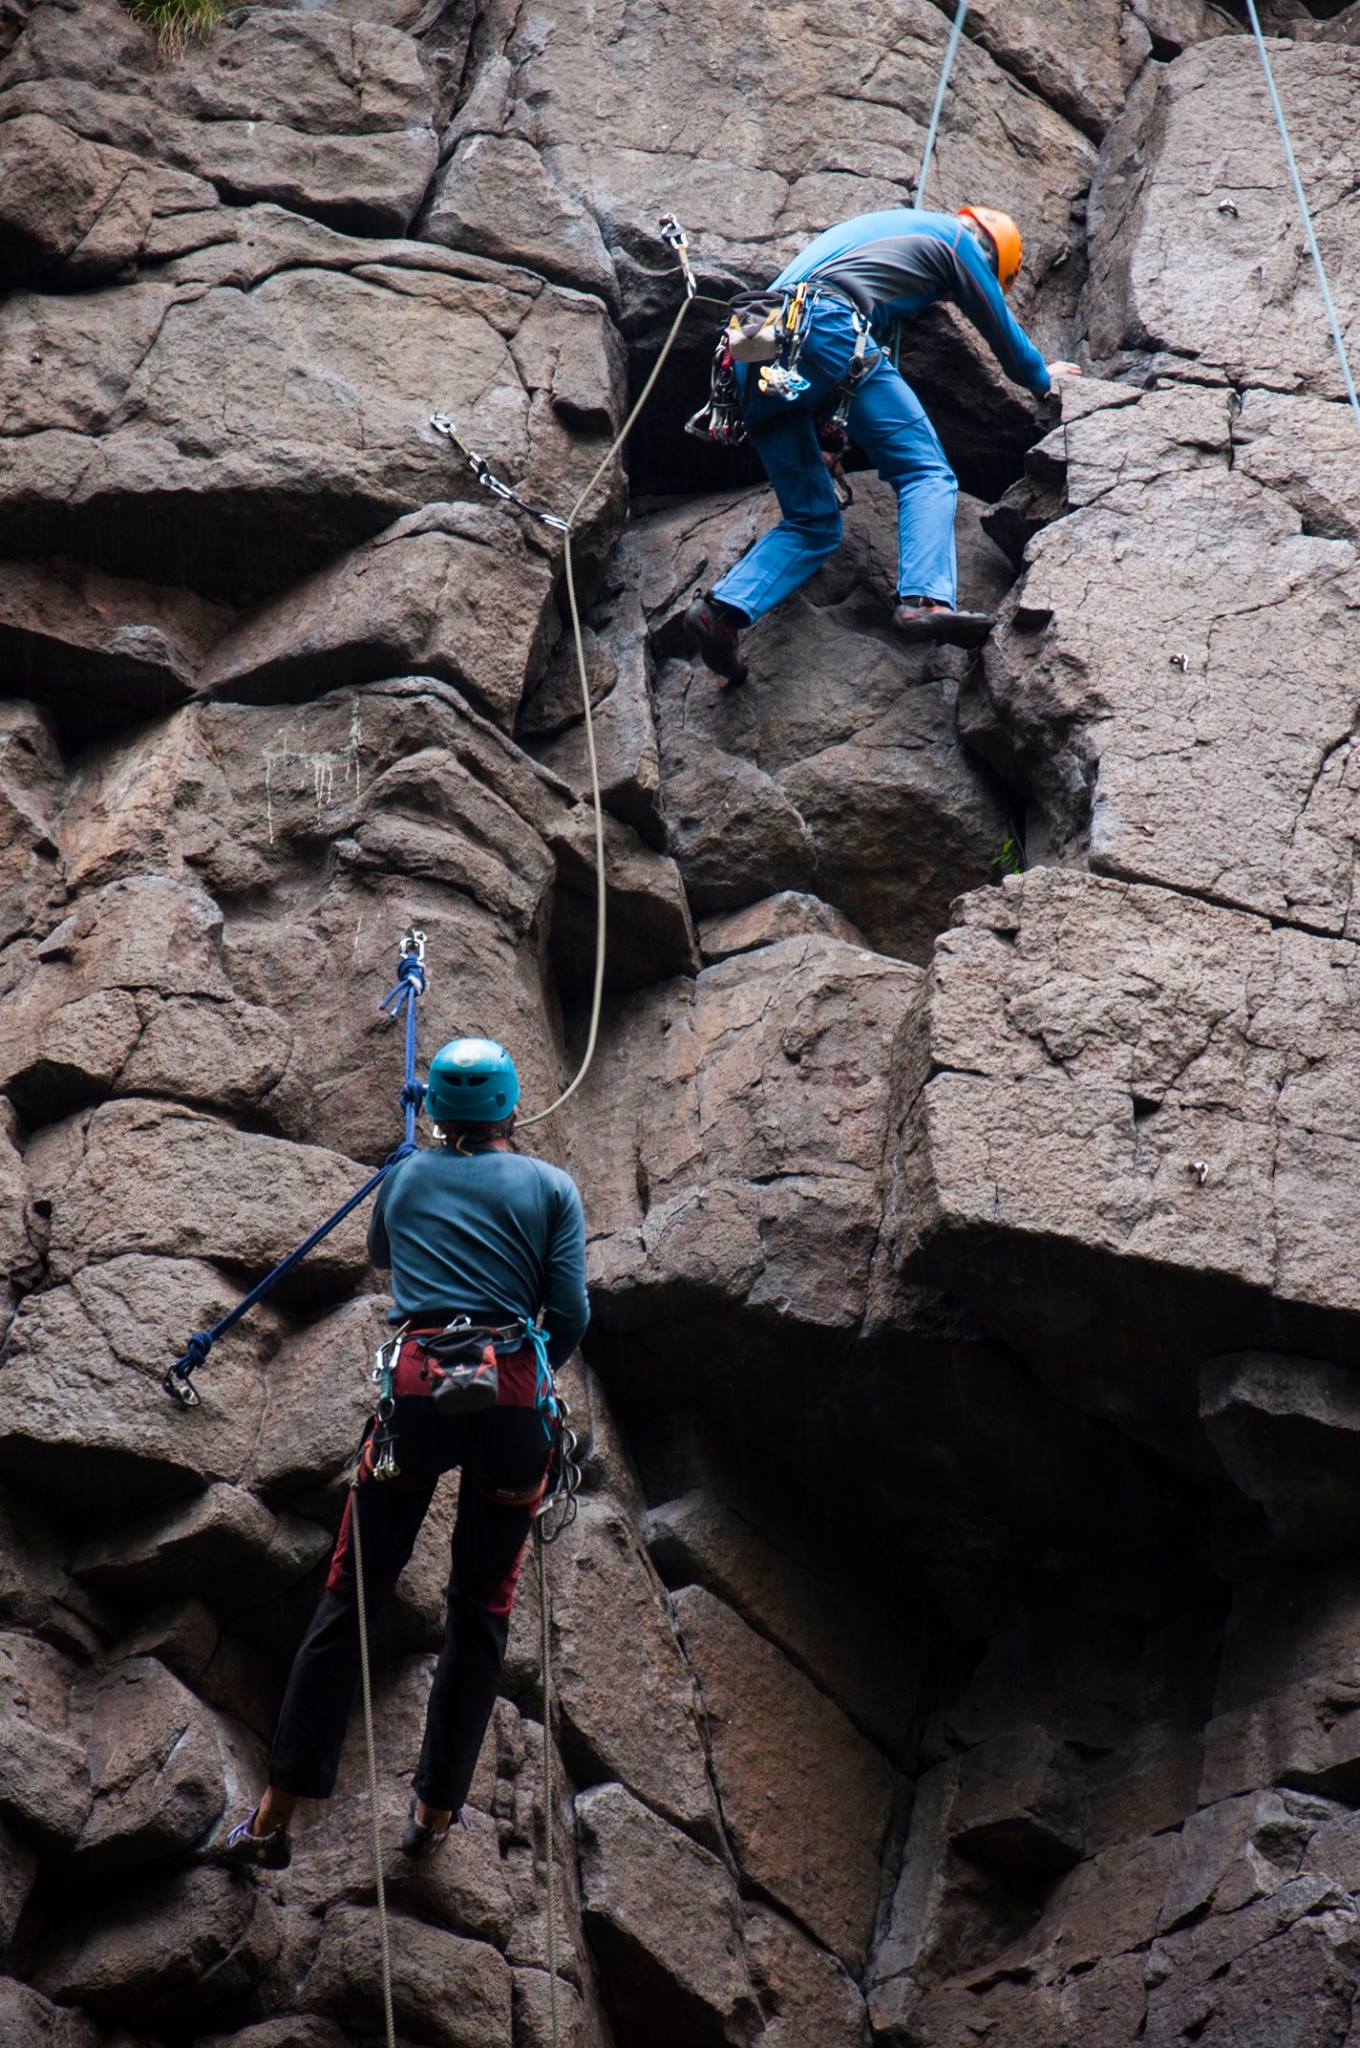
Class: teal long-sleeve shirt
368,1147,590,1368
773,207,1051,398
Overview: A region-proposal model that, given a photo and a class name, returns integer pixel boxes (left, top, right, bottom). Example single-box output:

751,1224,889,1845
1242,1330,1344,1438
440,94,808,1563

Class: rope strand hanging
1241,0,1360,436
430,215,699,1129
895,0,971,368
916,0,970,212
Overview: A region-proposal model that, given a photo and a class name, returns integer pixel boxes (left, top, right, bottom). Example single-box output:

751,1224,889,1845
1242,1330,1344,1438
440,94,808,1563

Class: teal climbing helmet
425,1038,521,1125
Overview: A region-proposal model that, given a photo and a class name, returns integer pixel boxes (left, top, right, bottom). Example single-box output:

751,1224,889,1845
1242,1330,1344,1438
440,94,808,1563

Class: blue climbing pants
712,296,959,621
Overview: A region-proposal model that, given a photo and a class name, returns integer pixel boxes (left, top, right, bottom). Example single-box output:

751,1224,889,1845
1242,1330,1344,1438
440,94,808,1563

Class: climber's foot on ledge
221,1810,292,1871
893,597,994,648
683,591,749,687
400,1795,455,1861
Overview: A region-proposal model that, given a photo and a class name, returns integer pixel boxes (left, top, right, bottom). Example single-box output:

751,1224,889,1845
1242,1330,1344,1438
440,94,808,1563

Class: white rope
916,0,970,211
536,1525,562,2048
349,1480,398,2048
1242,2,1360,434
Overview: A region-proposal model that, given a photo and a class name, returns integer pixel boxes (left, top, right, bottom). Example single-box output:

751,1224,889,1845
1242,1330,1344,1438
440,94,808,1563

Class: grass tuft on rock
121,0,228,54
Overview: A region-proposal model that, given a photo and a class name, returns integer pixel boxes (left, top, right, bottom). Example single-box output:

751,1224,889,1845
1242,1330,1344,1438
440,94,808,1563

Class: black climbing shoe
893,598,994,648
400,1795,454,1862
221,1812,292,1872
683,591,749,687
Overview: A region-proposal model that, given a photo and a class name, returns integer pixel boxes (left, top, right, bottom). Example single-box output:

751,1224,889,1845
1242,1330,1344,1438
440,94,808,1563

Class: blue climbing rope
162,927,428,1408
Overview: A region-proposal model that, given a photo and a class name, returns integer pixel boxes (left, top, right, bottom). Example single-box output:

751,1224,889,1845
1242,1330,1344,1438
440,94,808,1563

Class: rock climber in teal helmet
684,203,1081,685
222,1037,588,1870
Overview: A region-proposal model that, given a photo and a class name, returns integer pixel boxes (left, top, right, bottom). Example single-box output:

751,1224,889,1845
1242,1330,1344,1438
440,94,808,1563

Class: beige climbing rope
349,1474,398,2048
432,215,699,1129
536,1522,562,2046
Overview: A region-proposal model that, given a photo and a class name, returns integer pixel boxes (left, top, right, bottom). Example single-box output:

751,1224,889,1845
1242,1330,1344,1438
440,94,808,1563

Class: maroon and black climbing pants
268,1334,550,1815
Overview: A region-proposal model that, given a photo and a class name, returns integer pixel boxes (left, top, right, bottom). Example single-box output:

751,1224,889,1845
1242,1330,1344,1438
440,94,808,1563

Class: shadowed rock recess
3,0,1360,2040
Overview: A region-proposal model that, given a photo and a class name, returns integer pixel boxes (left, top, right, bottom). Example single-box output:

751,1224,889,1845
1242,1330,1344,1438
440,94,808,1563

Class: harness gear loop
163,926,430,1405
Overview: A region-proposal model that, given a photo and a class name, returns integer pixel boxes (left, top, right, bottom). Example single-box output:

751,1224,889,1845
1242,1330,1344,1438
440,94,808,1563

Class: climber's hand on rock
1046,359,1083,378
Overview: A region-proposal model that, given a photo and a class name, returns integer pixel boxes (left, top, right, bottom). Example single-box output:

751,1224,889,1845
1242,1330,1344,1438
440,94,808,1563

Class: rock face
3,5,1360,2048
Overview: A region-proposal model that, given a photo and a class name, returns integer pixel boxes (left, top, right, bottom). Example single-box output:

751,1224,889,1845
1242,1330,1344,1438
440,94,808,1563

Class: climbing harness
1242,0,1360,436
686,282,879,463
162,927,427,1406
430,214,699,1131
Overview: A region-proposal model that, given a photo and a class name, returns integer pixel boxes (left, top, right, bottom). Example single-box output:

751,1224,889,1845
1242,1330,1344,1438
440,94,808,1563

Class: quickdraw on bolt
428,415,571,533
659,212,697,298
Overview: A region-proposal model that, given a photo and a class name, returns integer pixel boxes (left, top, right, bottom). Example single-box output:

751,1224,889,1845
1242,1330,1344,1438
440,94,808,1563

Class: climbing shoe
683,591,749,687
221,1812,292,1871
400,1795,454,1862
892,598,994,648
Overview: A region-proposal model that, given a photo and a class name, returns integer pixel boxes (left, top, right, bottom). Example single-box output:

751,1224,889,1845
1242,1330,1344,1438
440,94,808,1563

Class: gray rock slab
0,0,439,238
576,1781,756,2048
886,868,1360,1434
1088,39,1360,399
0,219,624,604
575,931,918,1339
302,1903,512,2048
674,1585,893,1971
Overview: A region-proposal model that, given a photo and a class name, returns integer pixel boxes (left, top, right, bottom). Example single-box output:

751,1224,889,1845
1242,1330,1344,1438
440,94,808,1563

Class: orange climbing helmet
957,206,1023,293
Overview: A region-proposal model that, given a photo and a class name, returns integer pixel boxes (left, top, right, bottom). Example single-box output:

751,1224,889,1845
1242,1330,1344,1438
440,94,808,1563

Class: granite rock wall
2,1,1359,2045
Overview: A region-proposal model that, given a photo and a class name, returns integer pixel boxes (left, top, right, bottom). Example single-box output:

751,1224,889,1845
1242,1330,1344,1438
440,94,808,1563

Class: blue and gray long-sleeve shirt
773,207,1050,397
368,1148,589,1367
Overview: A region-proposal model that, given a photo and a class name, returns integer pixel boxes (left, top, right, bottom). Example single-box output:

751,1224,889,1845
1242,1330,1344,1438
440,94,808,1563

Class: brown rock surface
303,1904,512,2048
0,701,64,951
70,1654,260,1875
646,1487,920,1751
0,0,439,238
886,868,1360,1434
0,215,624,602
1088,39,1360,399
632,483,1014,956
971,392,1360,931
548,1500,720,1843
675,1585,893,1969
0,1632,89,1847
578,932,917,1341
203,502,558,734
37,1865,279,2029
576,1781,756,2048
4,6,1360,2046
0,113,216,286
